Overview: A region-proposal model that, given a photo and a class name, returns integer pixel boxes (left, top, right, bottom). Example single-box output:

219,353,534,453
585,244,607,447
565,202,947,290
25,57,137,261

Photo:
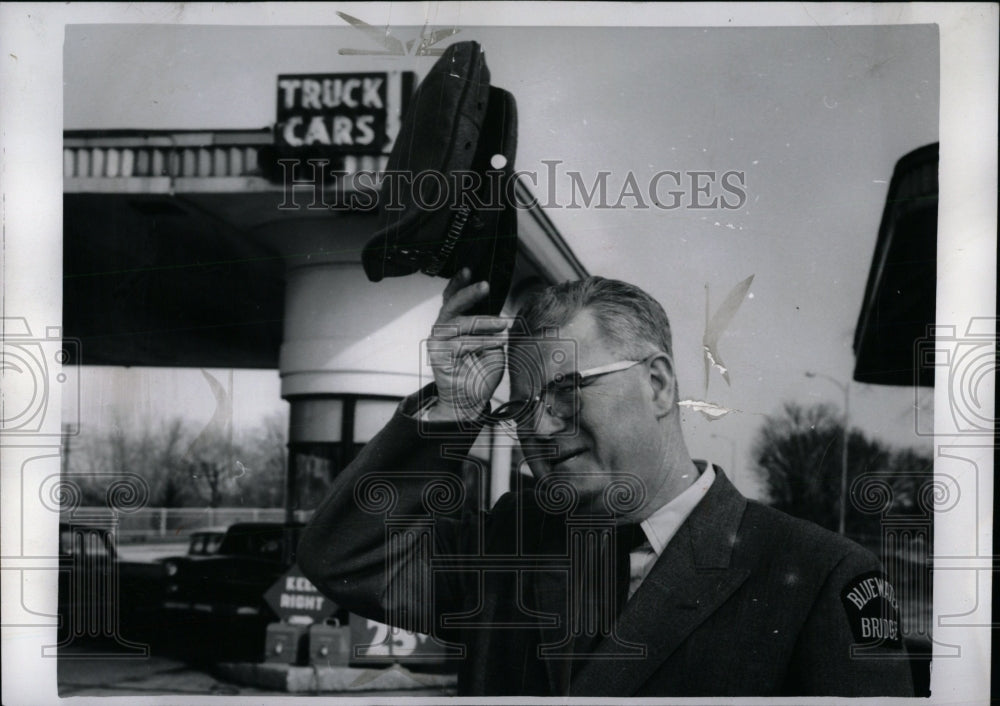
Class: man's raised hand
425,268,508,423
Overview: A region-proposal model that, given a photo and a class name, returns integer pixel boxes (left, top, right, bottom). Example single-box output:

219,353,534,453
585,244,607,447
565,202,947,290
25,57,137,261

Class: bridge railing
60,506,313,542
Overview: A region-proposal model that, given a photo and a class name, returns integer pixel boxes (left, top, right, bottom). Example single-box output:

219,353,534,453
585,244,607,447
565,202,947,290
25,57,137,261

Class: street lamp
805,371,851,535
710,433,737,485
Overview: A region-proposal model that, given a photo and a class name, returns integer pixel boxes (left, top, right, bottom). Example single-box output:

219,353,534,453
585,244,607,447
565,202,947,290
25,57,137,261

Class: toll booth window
292,444,345,514
289,397,344,515
352,398,401,457
288,396,492,518
289,396,398,516
354,399,399,442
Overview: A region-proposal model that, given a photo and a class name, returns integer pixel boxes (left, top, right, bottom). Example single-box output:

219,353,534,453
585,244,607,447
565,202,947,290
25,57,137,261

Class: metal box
308,622,351,666
264,622,308,665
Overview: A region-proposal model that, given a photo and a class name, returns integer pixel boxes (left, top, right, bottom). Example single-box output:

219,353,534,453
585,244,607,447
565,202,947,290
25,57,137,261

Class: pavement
57,640,457,697
60,544,459,696
58,647,280,697
216,662,458,695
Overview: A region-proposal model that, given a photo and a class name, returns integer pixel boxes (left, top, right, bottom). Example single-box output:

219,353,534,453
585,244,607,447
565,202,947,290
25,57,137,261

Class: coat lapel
525,506,575,696
532,559,571,694
569,468,750,696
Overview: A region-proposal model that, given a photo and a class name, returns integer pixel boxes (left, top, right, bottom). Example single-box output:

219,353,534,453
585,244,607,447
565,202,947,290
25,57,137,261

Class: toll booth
63,129,586,516
60,125,585,670
59,64,586,675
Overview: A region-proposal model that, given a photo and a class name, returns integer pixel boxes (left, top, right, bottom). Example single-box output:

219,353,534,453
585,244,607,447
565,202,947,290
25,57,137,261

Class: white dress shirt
626,464,717,599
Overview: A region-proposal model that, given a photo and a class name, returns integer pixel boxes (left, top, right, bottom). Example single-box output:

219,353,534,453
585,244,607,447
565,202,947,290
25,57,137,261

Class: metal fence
61,507,307,542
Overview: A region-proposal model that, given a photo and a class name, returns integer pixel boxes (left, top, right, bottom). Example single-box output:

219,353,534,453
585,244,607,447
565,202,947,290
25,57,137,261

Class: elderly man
298,270,914,697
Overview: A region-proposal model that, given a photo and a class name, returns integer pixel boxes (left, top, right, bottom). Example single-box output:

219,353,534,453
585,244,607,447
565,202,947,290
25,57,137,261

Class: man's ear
647,354,676,417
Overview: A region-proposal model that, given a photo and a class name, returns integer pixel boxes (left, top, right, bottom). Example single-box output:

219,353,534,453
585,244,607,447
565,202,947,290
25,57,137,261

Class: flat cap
361,41,518,315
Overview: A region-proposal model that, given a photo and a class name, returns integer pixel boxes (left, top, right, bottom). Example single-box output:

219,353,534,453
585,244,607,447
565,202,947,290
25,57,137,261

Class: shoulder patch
839,570,903,648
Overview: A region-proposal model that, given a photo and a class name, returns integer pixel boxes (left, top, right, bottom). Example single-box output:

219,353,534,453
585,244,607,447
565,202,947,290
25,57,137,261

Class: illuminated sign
275,72,414,157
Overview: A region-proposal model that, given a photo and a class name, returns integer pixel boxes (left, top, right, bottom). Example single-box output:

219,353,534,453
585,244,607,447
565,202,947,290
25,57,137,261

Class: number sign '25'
349,615,448,666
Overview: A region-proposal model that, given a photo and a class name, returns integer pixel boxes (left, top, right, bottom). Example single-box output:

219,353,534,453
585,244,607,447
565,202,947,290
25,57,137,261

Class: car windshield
204,534,223,553
218,527,283,559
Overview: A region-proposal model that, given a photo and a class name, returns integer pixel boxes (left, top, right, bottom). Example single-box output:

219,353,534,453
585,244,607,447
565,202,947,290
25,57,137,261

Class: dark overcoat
298,391,914,697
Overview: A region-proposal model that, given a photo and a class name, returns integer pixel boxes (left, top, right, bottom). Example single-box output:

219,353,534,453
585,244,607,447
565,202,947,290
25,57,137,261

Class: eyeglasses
491,356,654,438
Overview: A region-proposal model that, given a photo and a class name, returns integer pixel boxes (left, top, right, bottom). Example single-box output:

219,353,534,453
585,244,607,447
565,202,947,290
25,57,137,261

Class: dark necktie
614,523,646,615
570,522,646,682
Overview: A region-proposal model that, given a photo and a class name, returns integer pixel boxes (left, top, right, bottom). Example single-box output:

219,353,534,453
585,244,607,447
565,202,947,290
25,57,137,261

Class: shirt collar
638,463,717,556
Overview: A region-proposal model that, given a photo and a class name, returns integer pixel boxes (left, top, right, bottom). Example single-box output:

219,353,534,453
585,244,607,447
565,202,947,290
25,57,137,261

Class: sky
62,21,941,498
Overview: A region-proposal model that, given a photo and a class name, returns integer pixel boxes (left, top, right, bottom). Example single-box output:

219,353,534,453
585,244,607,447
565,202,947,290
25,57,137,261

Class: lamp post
805,371,851,535
710,433,737,485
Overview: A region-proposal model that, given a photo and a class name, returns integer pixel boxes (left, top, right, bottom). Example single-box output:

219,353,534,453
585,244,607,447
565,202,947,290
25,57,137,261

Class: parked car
57,522,166,646
157,522,305,661
185,527,227,556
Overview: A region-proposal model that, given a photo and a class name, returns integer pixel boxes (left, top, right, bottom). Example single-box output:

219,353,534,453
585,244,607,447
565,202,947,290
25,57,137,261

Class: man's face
509,309,665,517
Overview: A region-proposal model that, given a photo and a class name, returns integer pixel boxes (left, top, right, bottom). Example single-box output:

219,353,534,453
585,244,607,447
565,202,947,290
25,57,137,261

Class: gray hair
515,276,673,361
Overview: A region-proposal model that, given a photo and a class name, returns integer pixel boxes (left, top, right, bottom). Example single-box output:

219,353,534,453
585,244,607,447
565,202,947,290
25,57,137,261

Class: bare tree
752,402,891,534
185,426,239,509
153,418,194,507
233,411,287,508
66,409,288,510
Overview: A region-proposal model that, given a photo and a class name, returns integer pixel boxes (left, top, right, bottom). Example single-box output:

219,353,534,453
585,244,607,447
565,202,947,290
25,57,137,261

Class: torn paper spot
703,347,728,377
679,399,737,420
702,274,754,394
